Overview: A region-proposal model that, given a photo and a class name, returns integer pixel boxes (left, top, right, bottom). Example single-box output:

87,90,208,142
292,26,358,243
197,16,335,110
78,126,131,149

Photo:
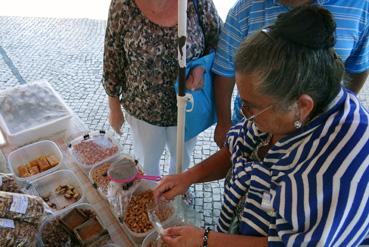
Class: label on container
10,195,29,214
0,218,15,228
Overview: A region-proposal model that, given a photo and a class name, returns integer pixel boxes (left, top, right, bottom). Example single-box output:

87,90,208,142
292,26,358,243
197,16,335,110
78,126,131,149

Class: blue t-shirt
212,0,369,124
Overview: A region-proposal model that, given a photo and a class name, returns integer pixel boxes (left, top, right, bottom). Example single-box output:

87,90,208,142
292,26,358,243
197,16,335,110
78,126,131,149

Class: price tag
0,218,15,228
10,195,28,214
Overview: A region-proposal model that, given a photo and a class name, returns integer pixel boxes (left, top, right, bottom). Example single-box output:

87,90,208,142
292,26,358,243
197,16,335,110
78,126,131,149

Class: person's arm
153,147,231,200
108,96,124,135
213,75,235,147
102,0,127,134
197,0,223,53
211,5,245,147
344,70,369,94
162,225,268,247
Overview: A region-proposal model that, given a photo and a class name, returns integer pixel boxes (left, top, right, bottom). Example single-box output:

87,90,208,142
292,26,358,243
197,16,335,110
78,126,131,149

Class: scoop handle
136,174,161,181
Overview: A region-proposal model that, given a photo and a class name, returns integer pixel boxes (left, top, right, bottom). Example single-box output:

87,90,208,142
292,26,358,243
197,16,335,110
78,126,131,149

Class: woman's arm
102,0,127,97
153,147,231,200
162,225,268,247
197,0,223,52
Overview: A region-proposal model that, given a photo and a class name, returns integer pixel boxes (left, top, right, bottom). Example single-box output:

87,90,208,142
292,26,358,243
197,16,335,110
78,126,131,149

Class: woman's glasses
240,102,273,121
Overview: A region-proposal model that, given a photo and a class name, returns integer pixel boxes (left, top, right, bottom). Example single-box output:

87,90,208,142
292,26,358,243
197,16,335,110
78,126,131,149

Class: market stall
0,80,136,246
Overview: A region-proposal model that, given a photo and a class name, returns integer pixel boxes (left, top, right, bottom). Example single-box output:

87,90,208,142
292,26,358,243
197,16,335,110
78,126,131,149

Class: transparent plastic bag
106,157,141,222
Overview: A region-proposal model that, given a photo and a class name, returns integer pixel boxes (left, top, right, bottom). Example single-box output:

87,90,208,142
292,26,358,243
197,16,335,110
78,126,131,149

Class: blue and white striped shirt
212,0,369,123
218,88,369,246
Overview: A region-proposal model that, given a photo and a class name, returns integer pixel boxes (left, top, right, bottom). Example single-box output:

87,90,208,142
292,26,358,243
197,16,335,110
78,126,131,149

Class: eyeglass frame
240,101,274,121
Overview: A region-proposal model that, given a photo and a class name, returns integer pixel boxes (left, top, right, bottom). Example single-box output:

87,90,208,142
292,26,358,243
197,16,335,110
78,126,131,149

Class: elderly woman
154,5,369,247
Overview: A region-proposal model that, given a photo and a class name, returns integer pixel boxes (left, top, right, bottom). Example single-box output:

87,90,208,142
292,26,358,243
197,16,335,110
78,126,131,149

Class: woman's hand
162,226,204,247
108,96,124,135
153,173,192,201
185,66,205,91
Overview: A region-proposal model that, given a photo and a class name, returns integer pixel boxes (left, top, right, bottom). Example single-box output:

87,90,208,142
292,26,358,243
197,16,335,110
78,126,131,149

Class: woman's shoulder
108,0,133,16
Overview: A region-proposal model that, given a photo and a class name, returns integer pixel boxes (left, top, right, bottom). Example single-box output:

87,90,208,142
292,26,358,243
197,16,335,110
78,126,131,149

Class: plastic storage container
29,169,84,213
38,203,114,247
0,80,73,146
120,181,176,244
68,130,120,171
7,140,63,182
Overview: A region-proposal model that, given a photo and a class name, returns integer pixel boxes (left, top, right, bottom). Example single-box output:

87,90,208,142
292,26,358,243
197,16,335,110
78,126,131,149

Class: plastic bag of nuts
0,173,21,193
0,220,38,247
123,190,174,234
0,191,44,224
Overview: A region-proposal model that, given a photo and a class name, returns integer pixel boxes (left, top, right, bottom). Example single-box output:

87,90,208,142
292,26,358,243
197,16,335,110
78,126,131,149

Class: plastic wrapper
0,80,71,135
0,220,38,247
0,191,44,224
0,173,21,193
105,156,142,220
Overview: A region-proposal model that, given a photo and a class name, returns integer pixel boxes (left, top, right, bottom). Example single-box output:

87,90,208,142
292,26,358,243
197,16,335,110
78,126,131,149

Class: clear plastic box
7,140,63,182
120,181,176,244
29,169,85,214
38,203,112,247
68,130,120,171
0,80,73,147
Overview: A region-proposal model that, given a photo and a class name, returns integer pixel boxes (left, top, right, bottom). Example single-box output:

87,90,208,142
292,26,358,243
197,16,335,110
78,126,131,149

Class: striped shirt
212,0,369,123
218,88,369,246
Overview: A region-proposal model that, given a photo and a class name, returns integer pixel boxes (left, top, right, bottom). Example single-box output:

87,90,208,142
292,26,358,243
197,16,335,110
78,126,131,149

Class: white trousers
125,113,197,176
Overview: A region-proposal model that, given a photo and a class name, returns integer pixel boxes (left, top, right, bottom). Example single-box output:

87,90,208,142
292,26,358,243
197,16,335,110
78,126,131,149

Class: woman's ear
297,94,314,122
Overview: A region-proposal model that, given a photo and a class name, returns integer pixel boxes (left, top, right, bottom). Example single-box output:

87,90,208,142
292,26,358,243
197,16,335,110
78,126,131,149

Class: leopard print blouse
103,0,222,126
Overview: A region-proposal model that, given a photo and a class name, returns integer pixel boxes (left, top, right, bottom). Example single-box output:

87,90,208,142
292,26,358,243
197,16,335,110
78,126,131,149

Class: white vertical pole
176,0,188,174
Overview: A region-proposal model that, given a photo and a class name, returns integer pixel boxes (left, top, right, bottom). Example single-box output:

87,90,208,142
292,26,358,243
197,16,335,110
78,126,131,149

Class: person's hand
109,108,124,135
185,66,205,91
214,122,232,148
162,226,204,247
153,173,192,201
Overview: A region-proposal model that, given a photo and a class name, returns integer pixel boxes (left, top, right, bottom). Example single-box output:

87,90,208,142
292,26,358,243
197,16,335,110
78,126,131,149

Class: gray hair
235,5,344,116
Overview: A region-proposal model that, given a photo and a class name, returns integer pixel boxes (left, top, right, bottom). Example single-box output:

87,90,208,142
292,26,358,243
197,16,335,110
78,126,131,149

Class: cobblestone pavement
1,16,369,230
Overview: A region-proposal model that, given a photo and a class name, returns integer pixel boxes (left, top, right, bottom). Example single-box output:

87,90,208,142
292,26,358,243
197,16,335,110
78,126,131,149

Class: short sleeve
102,0,127,97
345,26,369,73
197,0,223,53
212,7,245,77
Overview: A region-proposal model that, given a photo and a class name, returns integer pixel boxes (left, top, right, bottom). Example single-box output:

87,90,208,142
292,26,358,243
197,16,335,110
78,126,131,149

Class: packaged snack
0,173,21,193
0,219,38,247
0,191,44,224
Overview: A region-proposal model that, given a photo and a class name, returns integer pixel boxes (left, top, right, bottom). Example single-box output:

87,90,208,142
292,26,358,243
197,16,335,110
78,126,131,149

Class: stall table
0,115,134,247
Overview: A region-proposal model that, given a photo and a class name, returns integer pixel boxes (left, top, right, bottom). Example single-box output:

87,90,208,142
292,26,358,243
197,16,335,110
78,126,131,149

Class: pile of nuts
56,184,80,200
41,219,71,247
124,191,173,234
72,138,118,165
91,162,111,194
42,184,80,210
